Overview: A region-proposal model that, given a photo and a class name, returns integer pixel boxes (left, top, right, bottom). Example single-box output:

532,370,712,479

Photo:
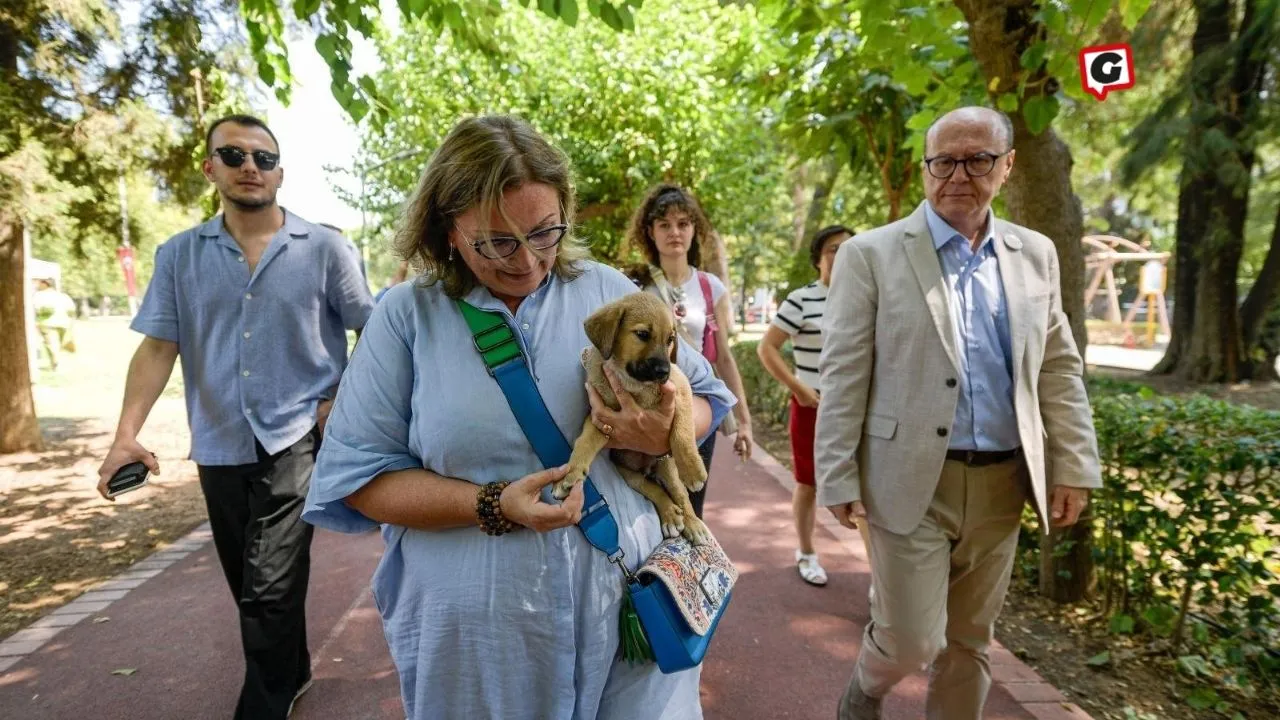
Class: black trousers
689,432,717,519
197,428,318,720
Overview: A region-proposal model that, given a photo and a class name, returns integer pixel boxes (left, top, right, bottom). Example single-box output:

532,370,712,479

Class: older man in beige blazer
817,106,1101,720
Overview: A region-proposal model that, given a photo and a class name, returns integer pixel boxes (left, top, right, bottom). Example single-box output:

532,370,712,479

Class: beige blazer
814,202,1101,535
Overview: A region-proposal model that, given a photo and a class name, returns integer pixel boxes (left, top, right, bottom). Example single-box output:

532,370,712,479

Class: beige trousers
853,457,1028,720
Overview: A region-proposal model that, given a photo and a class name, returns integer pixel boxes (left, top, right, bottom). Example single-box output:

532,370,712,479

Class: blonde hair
394,115,588,297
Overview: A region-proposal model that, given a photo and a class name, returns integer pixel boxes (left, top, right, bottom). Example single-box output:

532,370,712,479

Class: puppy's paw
681,516,711,546
658,503,686,539
552,466,587,500
683,464,708,493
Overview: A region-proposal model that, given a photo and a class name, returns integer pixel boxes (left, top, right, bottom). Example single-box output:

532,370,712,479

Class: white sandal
796,550,828,586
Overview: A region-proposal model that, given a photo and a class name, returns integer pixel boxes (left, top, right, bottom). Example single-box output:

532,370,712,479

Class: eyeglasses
468,224,568,260
213,146,280,171
923,151,1009,179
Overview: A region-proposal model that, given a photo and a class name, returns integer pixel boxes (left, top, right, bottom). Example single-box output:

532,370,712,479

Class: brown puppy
553,292,710,544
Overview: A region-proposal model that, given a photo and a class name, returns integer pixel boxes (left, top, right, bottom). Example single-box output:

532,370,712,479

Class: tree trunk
0,212,44,453
801,153,842,245
791,161,809,251
1152,175,1209,374
1239,178,1280,367
954,0,1091,603
1154,0,1272,382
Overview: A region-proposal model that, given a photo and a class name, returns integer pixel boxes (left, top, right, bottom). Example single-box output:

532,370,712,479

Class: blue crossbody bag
456,299,737,673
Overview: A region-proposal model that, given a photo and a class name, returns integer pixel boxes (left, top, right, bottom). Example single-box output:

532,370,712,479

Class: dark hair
205,114,280,155
810,225,855,268
625,184,713,282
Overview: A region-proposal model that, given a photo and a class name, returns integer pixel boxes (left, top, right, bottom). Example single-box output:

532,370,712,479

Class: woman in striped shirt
757,225,856,586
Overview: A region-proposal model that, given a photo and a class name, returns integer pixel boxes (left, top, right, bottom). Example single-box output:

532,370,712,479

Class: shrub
731,340,792,427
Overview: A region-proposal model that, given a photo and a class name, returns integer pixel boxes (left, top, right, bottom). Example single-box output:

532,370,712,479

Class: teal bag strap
454,299,654,663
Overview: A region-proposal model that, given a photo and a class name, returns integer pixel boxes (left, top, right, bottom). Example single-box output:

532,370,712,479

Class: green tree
349,0,796,291
1122,0,1279,383
1,0,254,453
238,0,646,123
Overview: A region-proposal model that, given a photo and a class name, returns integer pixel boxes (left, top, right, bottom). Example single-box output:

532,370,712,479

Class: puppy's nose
648,358,670,382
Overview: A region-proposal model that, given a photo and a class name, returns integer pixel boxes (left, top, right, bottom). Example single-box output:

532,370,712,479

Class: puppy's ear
585,305,626,360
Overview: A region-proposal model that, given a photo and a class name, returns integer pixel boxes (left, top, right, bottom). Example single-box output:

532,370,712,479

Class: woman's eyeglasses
469,224,568,260
213,146,280,171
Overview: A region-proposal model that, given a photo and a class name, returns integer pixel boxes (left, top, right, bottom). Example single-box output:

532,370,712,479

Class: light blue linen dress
303,260,736,719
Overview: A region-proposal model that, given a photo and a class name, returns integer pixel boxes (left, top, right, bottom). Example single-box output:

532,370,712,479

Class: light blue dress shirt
924,202,1020,452
303,261,734,720
130,209,375,465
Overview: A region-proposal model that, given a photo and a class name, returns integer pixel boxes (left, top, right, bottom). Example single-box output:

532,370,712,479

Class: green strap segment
455,299,522,369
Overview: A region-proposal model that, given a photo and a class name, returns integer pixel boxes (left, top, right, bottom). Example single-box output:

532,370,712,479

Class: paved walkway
0,445,1088,719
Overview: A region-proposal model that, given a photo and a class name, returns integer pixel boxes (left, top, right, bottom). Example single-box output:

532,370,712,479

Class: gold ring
600,423,614,437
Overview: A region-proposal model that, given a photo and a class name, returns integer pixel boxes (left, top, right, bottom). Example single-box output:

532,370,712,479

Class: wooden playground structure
1083,234,1170,347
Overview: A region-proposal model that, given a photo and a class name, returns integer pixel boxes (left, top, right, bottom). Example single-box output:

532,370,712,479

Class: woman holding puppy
627,185,754,518
303,116,735,719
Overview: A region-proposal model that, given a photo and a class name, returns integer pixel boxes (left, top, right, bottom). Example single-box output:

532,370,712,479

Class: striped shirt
770,281,828,391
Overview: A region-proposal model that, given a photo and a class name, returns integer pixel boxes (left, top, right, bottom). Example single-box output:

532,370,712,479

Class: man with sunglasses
96,114,375,719
817,106,1101,719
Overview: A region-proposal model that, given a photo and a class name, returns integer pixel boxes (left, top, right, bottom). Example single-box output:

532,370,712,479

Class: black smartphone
105,460,151,499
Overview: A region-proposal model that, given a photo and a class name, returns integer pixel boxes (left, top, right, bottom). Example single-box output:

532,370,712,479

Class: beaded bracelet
476,481,517,536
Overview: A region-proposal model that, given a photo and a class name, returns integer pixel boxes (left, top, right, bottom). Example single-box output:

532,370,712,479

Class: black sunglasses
213,146,280,171
469,224,568,260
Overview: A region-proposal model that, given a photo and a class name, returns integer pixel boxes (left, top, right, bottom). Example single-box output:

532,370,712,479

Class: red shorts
788,395,818,486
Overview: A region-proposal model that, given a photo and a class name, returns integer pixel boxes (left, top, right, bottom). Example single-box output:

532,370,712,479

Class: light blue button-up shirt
303,261,732,719
130,209,375,465
924,202,1019,452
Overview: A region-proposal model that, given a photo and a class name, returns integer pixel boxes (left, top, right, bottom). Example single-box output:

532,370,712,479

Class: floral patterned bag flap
635,532,738,636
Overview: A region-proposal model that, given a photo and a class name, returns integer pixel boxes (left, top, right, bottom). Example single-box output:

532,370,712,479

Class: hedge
733,339,1280,697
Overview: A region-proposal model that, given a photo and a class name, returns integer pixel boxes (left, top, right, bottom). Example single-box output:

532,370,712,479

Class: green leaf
315,34,338,65
997,92,1020,112
408,0,429,18
1020,42,1047,71
1108,614,1135,634
560,0,579,26
348,98,370,123
1085,651,1111,667
443,2,464,28
1185,686,1220,710
258,61,276,87
599,3,623,31
539,0,558,17
345,3,364,26
905,109,936,131
1119,0,1152,30
1070,0,1111,31
357,75,381,102
617,4,635,31
894,63,932,95
292,0,322,19
1022,94,1059,134
331,78,356,108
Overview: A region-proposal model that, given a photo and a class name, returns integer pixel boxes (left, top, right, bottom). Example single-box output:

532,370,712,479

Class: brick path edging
750,448,1095,720
0,523,215,675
